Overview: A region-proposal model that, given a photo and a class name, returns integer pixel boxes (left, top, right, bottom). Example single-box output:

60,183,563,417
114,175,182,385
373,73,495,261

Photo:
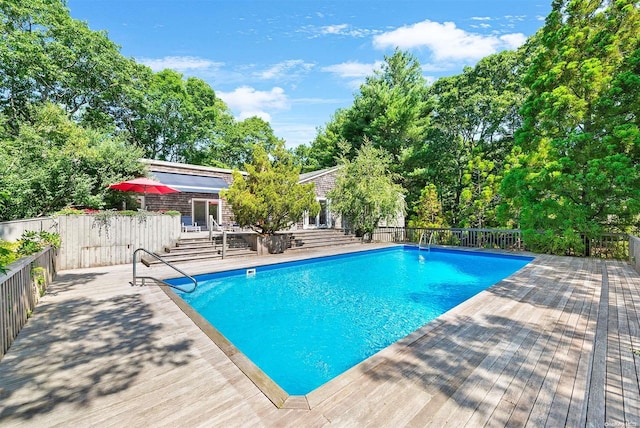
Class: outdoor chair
181,216,201,232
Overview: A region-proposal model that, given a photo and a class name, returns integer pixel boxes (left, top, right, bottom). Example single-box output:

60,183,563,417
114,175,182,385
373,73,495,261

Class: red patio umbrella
109,177,179,209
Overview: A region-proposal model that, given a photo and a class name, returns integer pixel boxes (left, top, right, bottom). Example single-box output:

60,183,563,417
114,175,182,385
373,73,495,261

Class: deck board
1,245,639,427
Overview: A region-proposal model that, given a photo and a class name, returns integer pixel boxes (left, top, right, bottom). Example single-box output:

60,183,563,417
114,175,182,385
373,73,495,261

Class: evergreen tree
221,142,319,235
500,0,640,254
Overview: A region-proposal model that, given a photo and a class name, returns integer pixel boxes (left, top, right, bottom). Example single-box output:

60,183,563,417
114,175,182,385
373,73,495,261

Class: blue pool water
170,247,532,395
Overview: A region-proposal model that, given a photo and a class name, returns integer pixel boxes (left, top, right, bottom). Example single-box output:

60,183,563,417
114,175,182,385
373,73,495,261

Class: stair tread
142,249,255,265
145,229,358,264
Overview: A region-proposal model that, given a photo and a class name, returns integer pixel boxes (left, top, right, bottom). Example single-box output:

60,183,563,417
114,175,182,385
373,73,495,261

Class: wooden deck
0,245,639,427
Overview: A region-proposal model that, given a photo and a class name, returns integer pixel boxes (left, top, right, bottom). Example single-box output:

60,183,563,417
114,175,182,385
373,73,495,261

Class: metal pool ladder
131,248,198,293
418,231,436,252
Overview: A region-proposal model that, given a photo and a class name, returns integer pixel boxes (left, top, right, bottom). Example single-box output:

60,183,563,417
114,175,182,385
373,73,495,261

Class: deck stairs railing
208,215,223,240
131,247,198,293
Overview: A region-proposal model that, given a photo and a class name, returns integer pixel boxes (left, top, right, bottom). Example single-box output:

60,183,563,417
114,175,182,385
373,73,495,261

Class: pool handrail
418,231,437,252
131,247,198,293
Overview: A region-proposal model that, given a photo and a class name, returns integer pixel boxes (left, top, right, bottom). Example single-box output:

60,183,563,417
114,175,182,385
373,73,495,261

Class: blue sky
67,0,551,148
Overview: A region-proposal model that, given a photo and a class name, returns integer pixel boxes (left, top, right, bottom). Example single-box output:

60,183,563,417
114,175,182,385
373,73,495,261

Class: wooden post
222,231,227,259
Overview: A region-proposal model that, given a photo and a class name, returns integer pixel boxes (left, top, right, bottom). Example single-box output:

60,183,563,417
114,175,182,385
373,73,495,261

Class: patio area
0,245,638,427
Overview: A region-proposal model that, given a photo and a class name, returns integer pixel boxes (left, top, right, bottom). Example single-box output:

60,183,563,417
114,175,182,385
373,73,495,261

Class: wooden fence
582,233,630,259
55,214,181,270
372,227,631,260
0,217,57,242
0,246,56,359
631,235,640,275
372,227,524,251
1,214,181,270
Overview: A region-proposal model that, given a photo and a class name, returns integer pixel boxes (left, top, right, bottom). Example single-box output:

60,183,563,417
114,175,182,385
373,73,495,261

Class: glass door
192,199,221,230
318,200,328,228
193,200,207,228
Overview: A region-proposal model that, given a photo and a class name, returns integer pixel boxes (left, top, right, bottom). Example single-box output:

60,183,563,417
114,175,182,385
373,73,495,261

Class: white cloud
321,61,383,78
272,122,318,148
216,86,288,122
319,24,379,38
256,59,315,80
471,17,492,21
504,15,526,22
299,24,380,39
421,62,453,73
138,56,223,73
499,33,528,49
238,110,272,122
471,23,492,29
321,61,383,89
321,24,348,34
373,20,527,61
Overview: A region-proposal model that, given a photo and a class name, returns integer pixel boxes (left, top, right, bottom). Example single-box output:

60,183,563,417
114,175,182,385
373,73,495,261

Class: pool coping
158,244,537,410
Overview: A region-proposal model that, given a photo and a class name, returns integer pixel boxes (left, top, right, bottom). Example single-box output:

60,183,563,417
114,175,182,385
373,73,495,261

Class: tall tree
500,0,640,254
0,103,144,220
406,48,529,226
408,183,447,228
0,0,138,133
458,156,501,228
307,50,431,169
328,140,406,240
197,115,281,169
344,49,432,164
221,142,319,235
304,108,351,170
125,70,219,162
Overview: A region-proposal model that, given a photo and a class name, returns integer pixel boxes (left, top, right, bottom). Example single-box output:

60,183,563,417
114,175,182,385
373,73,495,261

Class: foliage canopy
328,140,406,240
2,0,640,257
222,143,320,235
500,0,640,254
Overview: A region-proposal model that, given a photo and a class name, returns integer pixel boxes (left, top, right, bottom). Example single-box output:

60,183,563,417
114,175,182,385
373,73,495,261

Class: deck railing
0,246,56,359
630,235,640,275
581,233,630,260
373,227,525,251
372,227,631,260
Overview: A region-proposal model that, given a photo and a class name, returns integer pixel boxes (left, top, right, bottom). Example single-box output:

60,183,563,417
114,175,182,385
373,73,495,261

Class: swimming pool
169,246,532,396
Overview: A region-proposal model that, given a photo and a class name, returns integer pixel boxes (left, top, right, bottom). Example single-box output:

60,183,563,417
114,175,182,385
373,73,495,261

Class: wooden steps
142,229,361,265
142,235,255,266
288,229,361,251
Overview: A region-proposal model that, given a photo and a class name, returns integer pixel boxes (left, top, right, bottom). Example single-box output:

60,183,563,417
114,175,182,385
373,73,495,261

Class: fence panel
55,214,181,270
0,218,57,242
0,246,55,359
630,235,640,275
583,233,629,259
372,227,524,251
373,227,632,260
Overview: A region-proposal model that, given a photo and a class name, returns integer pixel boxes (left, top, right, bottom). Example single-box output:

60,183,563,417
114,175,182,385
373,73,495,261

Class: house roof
298,166,340,183
140,158,247,176
140,159,338,190
150,171,229,194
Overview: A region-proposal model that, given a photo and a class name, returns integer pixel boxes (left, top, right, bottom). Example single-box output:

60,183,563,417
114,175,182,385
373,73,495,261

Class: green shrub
55,208,85,215
0,240,20,274
523,229,585,256
31,266,47,297
17,231,61,257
